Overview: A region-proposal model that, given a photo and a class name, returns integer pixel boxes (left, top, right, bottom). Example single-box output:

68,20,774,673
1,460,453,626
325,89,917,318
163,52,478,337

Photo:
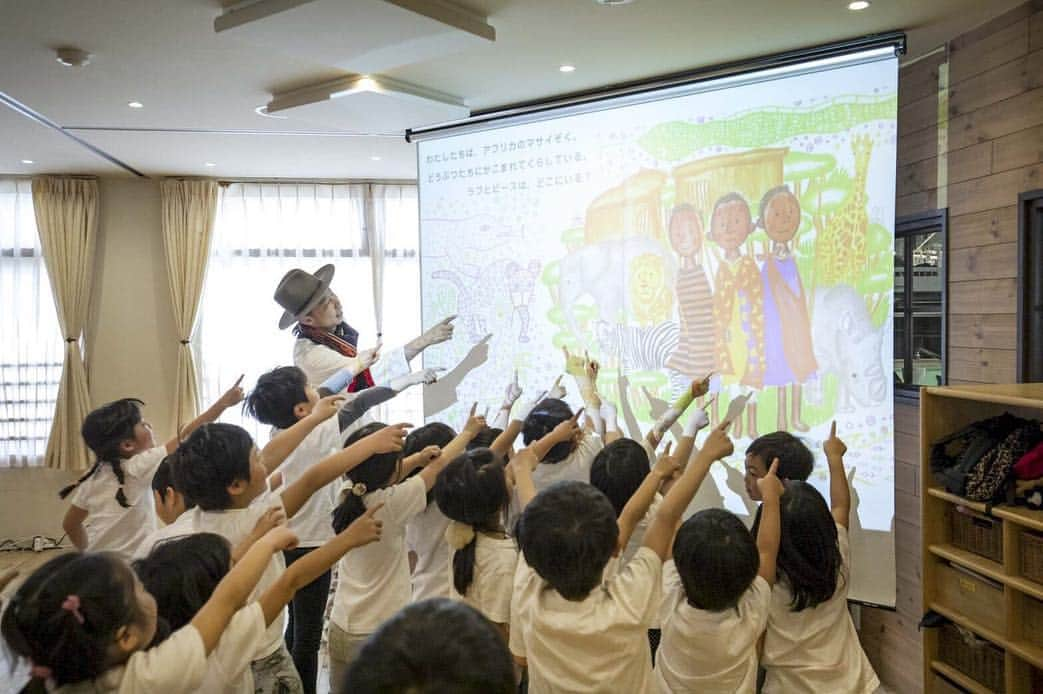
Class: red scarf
296,324,375,391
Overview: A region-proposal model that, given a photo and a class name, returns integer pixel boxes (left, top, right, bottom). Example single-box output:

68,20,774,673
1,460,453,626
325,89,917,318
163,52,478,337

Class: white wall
0,178,180,543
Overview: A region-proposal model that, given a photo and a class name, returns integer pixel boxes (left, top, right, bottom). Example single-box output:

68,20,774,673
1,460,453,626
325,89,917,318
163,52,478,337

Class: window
197,182,421,445
894,210,947,397
0,180,64,466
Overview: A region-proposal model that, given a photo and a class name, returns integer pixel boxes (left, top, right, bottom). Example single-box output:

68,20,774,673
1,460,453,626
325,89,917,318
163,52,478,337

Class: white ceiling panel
214,0,495,74
70,128,417,179
0,106,129,177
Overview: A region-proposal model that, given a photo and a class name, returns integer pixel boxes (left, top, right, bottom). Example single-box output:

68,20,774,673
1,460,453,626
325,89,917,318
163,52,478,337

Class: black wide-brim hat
274,264,336,330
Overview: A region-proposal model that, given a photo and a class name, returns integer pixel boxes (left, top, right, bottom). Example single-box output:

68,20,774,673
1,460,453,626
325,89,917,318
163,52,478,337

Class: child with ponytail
326,407,486,686
1,524,297,694
60,379,245,558
433,416,580,639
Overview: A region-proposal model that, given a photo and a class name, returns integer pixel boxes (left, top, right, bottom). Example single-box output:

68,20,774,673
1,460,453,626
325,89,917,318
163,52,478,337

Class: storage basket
951,506,1003,563
1021,530,1043,584
938,623,1005,692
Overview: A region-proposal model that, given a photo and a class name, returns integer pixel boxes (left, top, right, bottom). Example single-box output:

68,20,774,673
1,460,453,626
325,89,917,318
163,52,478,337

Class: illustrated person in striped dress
758,186,815,432
664,205,715,394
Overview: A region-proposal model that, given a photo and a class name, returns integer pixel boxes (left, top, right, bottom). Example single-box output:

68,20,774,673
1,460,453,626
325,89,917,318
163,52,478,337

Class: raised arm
659,406,710,495
646,375,711,448
190,527,298,654
643,422,734,560
165,376,245,453
280,423,409,518
404,314,456,361
616,442,681,554
258,504,384,625
230,507,286,563
417,407,486,490
259,394,344,474
824,420,851,528
755,459,783,585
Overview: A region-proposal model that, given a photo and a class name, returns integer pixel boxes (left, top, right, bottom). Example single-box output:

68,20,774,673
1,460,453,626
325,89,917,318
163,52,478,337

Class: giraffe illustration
815,135,873,288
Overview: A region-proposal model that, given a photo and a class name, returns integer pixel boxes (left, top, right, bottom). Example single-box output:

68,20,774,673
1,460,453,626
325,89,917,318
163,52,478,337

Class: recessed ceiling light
55,48,91,68
21,159,34,164
204,162,216,167
127,101,144,109
594,0,635,5
370,156,382,161
254,105,288,120
559,64,576,73
847,1,870,10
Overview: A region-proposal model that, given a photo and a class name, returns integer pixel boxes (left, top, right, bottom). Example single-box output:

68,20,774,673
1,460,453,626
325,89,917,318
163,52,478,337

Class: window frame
894,208,948,402
1017,189,1043,383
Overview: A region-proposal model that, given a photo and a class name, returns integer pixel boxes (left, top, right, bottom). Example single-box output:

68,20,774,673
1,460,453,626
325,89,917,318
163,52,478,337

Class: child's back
510,481,661,694
760,479,878,693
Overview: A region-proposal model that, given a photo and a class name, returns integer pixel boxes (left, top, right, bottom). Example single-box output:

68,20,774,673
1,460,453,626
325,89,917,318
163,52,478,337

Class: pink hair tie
30,663,52,679
61,594,85,624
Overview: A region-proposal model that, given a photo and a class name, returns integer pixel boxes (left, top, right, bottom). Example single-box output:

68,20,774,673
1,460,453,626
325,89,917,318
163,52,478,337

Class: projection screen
414,40,900,606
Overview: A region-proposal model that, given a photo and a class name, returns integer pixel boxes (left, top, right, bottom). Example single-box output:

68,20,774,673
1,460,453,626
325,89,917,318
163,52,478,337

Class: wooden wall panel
946,164,1042,216
898,125,940,168
992,123,1043,173
948,313,1018,349
947,346,1018,382
949,278,1017,314
948,206,1018,249
948,87,1043,151
948,141,993,184
948,17,1028,82
948,241,1018,281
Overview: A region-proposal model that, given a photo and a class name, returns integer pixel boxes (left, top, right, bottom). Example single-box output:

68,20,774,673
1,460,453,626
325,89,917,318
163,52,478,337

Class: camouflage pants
252,643,304,694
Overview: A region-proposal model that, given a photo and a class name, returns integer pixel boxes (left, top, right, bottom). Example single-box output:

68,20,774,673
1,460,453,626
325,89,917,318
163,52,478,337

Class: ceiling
0,0,1027,180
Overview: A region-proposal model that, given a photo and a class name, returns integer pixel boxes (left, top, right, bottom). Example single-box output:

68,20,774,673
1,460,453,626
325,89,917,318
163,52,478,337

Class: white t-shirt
509,433,604,521
294,340,409,388
57,623,206,694
654,562,771,694
68,446,167,559
202,602,268,694
133,510,196,560
761,523,880,694
277,415,349,548
451,533,517,624
509,546,662,694
330,475,427,635
188,493,288,659
623,493,662,566
407,500,452,602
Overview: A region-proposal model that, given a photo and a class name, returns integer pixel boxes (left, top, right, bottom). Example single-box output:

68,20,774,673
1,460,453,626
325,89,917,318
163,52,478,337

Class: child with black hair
433,417,579,639
509,421,735,693
326,409,485,686
151,456,190,527
133,502,382,693
60,380,244,558
760,422,879,693
341,598,516,694
743,430,814,501
171,411,408,693
1,524,298,694
403,421,458,603
242,362,438,694
654,458,783,693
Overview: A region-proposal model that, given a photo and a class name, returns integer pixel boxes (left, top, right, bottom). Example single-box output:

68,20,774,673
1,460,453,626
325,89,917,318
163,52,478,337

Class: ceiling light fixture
594,0,635,5
370,156,382,161
55,47,91,68
204,162,216,167
254,105,288,120
21,159,34,164
127,101,144,109
847,1,870,10
559,64,576,73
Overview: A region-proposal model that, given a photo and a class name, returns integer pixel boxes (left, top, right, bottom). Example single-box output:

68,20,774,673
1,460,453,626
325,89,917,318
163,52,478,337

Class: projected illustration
418,56,898,603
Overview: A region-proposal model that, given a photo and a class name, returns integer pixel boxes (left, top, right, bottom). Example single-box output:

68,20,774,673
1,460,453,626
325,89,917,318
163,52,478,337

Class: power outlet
32,536,44,552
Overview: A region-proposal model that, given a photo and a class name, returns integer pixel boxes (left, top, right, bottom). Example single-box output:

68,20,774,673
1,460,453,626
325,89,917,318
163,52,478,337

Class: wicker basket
1021,531,1043,585
951,506,1003,563
938,623,1005,692
1025,596,1043,650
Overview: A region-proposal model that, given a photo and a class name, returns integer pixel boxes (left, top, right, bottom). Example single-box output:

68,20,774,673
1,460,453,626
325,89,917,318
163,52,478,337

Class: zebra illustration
594,320,689,397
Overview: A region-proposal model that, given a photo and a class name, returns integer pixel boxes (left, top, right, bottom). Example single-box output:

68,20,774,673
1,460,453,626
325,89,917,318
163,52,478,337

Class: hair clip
30,663,52,680
61,594,85,624
351,482,367,497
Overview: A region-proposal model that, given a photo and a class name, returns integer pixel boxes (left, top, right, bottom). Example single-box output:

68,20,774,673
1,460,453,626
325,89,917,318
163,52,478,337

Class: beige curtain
31,177,98,470
160,179,217,431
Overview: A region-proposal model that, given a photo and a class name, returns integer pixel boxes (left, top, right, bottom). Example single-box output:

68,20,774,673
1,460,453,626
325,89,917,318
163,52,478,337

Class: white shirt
330,475,427,634
188,493,288,659
451,533,517,624
654,563,771,694
407,500,452,602
294,340,409,388
623,493,662,566
57,623,206,694
509,546,662,694
202,602,268,694
133,510,196,560
277,416,350,548
69,446,167,559
509,433,604,522
761,523,880,694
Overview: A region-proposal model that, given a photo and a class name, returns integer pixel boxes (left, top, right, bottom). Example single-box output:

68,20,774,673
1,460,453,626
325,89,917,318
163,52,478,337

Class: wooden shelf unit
922,384,1043,693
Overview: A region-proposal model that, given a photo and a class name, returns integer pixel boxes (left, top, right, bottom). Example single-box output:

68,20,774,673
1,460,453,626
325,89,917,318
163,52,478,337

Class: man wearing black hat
275,264,456,389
